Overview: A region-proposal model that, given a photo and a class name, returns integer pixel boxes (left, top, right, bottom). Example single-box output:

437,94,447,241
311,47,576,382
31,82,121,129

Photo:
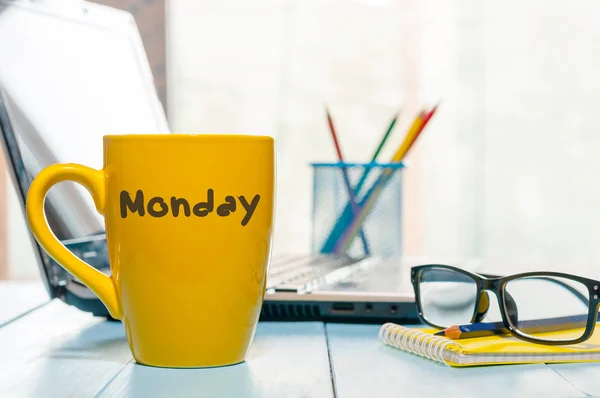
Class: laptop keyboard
266,254,361,293
64,243,362,295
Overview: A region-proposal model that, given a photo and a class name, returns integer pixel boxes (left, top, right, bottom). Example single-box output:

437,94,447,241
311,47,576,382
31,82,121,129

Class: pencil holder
310,162,404,258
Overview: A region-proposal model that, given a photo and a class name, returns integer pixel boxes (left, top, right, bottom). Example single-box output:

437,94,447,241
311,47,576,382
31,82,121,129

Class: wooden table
1,282,599,398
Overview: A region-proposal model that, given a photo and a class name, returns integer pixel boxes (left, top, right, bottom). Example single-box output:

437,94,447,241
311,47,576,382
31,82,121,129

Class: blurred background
3,0,600,280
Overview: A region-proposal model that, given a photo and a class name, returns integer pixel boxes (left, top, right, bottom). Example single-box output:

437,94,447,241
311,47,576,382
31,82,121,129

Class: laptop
0,0,437,324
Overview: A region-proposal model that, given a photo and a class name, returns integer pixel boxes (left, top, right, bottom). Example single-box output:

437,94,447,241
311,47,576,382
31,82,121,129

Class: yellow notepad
379,322,600,367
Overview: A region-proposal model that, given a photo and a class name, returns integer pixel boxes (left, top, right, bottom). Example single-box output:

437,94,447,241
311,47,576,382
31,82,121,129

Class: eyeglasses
410,264,600,345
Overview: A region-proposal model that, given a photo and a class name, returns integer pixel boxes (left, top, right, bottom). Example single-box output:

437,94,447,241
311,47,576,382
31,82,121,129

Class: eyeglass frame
410,263,600,345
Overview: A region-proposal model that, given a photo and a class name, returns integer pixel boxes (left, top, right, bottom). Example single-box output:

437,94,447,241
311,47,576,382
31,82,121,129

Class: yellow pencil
391,110,426,163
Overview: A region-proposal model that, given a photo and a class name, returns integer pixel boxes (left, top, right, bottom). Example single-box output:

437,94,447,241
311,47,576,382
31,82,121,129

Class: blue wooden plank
98,322,334,398
0,300,132,397
0,297,333,398
326,323,588,398
547,363,600,397
0,281,49,327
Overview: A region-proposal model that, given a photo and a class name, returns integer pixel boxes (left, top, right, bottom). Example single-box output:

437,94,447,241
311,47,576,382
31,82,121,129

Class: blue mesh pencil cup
310,162,404,258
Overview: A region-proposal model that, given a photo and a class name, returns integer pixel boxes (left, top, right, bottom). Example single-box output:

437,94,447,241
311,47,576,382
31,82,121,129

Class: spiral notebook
379,323,600,367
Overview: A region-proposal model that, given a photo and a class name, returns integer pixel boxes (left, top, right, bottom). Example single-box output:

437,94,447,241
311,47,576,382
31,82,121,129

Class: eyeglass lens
503,276,590,342
418,267,478,327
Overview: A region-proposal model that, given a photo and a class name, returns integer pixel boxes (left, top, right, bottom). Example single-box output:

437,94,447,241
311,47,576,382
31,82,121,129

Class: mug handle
26,163,122,320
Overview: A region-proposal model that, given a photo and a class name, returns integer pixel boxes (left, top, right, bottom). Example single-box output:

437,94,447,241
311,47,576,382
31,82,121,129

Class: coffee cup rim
103,134,273,141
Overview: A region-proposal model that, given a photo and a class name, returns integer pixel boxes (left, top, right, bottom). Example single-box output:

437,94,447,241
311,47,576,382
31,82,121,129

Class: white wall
479,0,600,276
167,0,600,277
7,0,600,280
2,0,484,280
166,0,433,257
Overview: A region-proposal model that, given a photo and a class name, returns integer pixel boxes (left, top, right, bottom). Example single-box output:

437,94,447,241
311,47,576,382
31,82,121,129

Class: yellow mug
25,134,275,368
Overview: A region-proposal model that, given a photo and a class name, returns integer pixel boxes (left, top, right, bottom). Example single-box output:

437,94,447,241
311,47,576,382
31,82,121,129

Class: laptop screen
0,1,169,285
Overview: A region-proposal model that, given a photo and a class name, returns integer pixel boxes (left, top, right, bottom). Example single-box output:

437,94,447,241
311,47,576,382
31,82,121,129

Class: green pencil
371,112,399,161
353,111,399,196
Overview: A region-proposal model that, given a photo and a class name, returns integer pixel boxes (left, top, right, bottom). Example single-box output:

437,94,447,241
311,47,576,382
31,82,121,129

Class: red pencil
325,107,345,161
402,103,439,159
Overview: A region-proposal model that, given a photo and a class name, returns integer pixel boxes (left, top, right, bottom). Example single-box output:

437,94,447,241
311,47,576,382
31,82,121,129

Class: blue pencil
325,107,370,254
434,314,589,339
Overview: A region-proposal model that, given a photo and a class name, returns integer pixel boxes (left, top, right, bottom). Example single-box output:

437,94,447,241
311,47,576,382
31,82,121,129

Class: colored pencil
396,104,438,161
325,106,370,255
351,111,400,198
318,105,437,255
333,106,436,253
434,322,509,339
390,103,439,163
317,111,399,254
319,110,424,254
372,112,399,161
434,314,589,340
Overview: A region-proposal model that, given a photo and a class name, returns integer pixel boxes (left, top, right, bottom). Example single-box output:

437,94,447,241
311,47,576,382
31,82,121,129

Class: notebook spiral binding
378,323,463,366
